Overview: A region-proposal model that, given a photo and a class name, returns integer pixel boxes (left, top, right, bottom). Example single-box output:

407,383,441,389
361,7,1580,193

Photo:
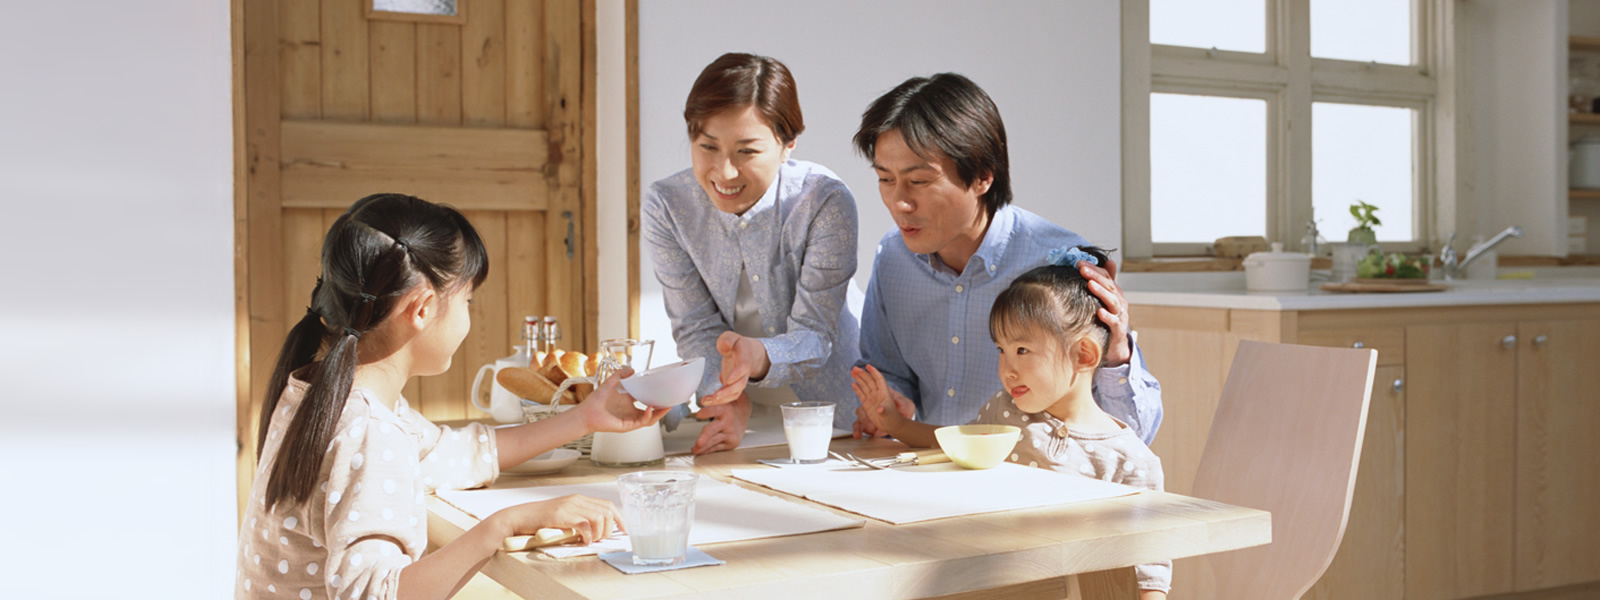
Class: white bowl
504,448,581,475
619,357,705,408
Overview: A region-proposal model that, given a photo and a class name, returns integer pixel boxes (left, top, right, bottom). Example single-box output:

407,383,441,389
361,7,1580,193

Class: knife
501,528,582,552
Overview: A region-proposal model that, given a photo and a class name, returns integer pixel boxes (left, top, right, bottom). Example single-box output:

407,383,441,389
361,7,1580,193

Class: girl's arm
495,369,669,469
852,365,939,448
398,495,622,600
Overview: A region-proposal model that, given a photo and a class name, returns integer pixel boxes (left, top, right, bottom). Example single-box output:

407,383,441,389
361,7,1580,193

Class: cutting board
1321,279,1448,293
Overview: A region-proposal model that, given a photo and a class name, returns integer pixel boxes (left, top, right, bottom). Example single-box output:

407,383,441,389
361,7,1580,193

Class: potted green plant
1347,201,1380,246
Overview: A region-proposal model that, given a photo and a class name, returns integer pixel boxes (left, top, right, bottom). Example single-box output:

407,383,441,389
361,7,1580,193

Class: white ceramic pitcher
470,344,533,424
583,339,663,467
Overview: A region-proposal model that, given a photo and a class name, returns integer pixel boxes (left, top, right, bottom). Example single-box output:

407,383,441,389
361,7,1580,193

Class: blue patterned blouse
643,159,862,428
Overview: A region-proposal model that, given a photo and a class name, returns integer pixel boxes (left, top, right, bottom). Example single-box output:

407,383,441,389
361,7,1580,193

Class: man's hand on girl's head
1080,259,1133,367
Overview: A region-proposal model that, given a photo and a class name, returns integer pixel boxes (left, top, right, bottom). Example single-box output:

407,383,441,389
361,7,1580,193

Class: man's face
870,129,991,259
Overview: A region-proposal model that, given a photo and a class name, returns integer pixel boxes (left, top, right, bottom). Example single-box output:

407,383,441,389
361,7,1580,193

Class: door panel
1515,319,1600,590
240,0,590,511
1406,322,1518,600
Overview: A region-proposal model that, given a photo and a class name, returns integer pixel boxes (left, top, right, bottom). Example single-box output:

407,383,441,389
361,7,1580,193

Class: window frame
1123,0,1459,258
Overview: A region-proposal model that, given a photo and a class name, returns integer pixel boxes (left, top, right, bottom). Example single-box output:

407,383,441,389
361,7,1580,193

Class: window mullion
1277,0,1314,253
1122,0,1154,259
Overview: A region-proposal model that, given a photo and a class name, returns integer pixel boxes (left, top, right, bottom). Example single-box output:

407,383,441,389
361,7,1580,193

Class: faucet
1440,225,1523,281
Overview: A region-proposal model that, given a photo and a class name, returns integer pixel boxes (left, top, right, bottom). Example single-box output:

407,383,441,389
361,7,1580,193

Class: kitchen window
1123,0,1457,257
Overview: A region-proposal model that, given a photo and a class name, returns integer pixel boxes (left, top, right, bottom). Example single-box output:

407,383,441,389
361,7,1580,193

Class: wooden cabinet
1405,323,1519,600
1130,302,1600,600
1515,319,1600,590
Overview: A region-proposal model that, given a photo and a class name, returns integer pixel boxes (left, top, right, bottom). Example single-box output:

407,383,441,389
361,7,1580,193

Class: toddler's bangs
989,283,1064,345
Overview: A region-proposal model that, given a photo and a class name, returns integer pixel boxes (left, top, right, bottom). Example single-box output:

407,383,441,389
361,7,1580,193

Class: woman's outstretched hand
700,331,771,406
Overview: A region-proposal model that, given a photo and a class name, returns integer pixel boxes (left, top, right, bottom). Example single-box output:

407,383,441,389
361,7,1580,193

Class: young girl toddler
852,245,1170,599
238,193,669,600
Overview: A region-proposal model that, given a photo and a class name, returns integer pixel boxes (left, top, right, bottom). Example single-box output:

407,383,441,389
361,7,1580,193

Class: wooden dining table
426,434,1270,600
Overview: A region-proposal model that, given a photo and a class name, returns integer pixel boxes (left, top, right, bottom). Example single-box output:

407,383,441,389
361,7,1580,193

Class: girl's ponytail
258,193,487,509
256,303,325,457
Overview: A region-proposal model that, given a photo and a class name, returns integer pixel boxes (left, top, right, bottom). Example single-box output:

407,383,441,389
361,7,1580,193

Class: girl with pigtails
238,193,669,600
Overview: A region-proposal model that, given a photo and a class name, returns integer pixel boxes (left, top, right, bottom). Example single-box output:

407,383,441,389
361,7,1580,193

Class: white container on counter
1242,242,1311,292
1572,139,1600,189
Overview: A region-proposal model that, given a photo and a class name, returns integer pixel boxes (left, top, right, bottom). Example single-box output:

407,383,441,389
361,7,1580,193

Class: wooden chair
1189,340,1378,600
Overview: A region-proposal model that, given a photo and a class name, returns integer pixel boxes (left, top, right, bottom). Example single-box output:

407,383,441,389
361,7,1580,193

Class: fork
831,450,950,469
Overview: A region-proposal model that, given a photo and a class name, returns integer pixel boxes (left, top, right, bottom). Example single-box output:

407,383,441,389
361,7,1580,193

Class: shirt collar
715,163,785,228
923,204,1017,278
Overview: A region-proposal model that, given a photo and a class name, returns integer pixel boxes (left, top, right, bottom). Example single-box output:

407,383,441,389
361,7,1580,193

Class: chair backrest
1191,340,1377,600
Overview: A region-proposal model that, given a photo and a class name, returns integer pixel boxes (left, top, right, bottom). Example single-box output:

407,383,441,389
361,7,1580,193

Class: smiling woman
642,52,864,454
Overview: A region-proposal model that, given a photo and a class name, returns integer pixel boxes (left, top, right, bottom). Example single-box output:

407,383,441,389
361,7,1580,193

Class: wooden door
1405,322,1518,600
1515,319,1600,591
236,0,595,509
1304,365,1406,600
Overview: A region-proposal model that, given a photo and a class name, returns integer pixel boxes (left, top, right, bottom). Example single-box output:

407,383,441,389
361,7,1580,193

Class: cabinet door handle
1501,335,1517,349
1534,335,1548,348
1392,379,1404,393
1352,341,1364,349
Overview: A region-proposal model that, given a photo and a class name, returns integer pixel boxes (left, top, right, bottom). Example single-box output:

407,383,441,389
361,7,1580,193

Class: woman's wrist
747,338,772,381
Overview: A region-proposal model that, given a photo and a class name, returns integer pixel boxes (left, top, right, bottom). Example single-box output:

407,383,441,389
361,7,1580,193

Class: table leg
1070,567,1140,600
922,567,1138,600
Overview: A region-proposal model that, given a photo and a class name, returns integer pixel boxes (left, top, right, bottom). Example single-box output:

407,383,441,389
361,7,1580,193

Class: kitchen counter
1123,269,1600,311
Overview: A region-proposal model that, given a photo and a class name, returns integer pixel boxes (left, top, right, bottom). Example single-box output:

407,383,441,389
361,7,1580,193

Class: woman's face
691,105,795,215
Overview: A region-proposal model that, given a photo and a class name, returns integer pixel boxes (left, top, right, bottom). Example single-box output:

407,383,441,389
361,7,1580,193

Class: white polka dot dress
237,374,501,599
967,389,1171,593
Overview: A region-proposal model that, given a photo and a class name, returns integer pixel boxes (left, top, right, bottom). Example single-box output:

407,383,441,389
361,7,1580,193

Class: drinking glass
616,471,698,566
779,401,834,464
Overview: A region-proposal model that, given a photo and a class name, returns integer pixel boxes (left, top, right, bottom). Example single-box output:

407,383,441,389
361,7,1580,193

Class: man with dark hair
850,73,1163,444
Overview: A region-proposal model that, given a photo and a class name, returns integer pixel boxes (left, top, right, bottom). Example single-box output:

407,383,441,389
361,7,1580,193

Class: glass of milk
780,401,835,464
616,471,698,566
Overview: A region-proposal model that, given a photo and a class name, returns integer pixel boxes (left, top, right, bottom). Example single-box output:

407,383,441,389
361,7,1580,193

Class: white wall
631,0,1122,364
0,3,237,599
1467,0,1568,255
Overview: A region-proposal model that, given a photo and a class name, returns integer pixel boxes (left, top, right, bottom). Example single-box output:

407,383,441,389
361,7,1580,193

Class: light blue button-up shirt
858,205,1164,444
643,159,861,429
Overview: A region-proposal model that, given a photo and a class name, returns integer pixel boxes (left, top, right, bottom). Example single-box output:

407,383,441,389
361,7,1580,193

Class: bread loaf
496,366,574,405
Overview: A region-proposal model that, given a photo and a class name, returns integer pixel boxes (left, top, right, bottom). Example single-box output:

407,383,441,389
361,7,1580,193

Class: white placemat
731,462,1141,524
435,476,863,558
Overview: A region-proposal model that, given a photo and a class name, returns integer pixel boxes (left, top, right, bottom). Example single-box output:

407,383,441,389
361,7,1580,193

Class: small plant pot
1347,228,1377,247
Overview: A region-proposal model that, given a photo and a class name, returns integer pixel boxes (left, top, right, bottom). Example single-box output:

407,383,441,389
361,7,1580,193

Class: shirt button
947,388,956,397
1118,377,1128,385
767,326,775,334
751,274,760,282
951,336,960,345
955,285,964,293
1056,427,1069,438
739,221,748,229
988,265,996,272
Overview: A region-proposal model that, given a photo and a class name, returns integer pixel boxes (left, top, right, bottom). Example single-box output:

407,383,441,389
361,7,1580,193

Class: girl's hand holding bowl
619,356,706,408
578,368,671,433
